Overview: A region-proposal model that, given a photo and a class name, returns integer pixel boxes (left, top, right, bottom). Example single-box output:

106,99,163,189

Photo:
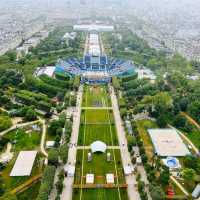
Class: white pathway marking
110,86,141,200
61,86,83,200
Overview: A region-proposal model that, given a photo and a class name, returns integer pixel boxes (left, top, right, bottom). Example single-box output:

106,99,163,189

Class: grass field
81,109,114,124
74,149,125,185
78,124,118,146
73,188,128,200
73,85,128,200
82,85,111,107
136,120,158,160
78,109,118,145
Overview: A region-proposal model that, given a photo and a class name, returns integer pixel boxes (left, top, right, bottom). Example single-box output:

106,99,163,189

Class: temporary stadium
55,25,136,84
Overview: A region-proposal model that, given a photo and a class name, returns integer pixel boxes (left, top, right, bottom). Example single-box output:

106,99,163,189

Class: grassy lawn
136,120,158,160
3,129,41,151
0,129,42,196
82,85,111,107
74,149,125,185
73,149,127,200
17,181,41,200
73,188,128,200
78,124,118,146
81,109,114,124
183,128,200,149
1,155,42,192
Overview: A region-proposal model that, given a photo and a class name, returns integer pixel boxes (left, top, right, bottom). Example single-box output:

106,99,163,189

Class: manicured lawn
184,129,200,149
73,85,128,200
3,129,41,151
78,124,118,146
74,149,125,185
82,85,111,107
136,120,158,160
73,188,128,200
81,109,114,124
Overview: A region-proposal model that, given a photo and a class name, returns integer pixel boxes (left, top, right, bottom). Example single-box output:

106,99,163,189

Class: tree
181,168,196,182
187,101,200,123
152,92,173,116
25,109,37,121
159,167,170,186
173,114,186,129
127,135,136,151
59,144,68,164
150,185,165,200
0,116,12,132
48,149,59,166
6,50,17,61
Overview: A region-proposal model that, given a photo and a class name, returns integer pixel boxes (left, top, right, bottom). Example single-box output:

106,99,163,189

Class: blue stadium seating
55,55,136,83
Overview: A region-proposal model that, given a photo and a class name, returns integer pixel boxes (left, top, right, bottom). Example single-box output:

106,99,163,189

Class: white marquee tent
91,141,107,153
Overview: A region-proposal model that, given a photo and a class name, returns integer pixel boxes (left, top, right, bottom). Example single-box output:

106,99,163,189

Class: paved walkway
39,118,48,157
132,147,152,200
170,176,189,196
61,86,83,200
110,86,141,200
0,120,40,137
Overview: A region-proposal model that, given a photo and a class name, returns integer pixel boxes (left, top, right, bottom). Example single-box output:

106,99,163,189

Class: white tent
64,164,75,177
106,174,114,184
91,141,107,153
86,174,94,184
124,165,134,175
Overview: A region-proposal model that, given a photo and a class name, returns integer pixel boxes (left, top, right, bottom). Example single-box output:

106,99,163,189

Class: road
61,85,83,200
110,86,141,200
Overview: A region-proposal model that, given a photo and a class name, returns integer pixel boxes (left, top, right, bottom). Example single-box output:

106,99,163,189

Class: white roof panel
148,129,190,157
10,151,37,176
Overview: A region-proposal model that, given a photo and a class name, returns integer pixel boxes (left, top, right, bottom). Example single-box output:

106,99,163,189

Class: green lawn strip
74,149,125,185
73,188,128,200
136,120,158,160
183,129,200,149
81,109,114,124
78,124,118,146
82,85,111,107
16,181,41,200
